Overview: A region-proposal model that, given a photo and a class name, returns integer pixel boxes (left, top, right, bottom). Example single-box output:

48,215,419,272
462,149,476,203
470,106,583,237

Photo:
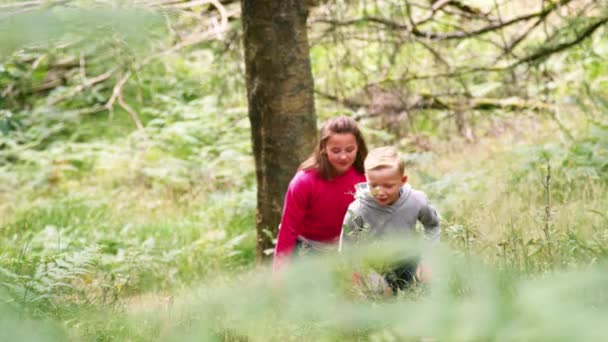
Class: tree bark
241,0,317,262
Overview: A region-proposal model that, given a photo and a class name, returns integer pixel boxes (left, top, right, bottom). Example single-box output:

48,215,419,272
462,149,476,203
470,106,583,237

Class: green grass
1,96,606,341
4,246,607,341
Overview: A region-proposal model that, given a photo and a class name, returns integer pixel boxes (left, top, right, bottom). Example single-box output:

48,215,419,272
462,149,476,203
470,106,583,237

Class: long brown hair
299,116,368,180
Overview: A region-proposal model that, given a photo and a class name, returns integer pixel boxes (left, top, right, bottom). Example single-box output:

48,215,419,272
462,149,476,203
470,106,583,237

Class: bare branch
515,15,608,66
496,16,546,61
313,0,574,41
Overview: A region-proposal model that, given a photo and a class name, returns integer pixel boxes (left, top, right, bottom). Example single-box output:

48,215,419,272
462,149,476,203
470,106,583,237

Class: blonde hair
364,146,405,175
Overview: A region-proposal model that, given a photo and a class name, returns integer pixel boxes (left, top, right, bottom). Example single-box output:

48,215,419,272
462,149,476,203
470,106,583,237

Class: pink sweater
273,167,365,271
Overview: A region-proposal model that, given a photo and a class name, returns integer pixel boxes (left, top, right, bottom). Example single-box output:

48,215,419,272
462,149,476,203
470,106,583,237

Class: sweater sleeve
273,173,310,272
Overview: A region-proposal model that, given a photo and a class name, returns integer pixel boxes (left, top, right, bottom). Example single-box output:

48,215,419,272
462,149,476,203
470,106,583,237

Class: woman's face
323,133,358,176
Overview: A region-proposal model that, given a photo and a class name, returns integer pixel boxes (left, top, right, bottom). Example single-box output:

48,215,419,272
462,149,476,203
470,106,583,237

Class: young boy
339,146,440,294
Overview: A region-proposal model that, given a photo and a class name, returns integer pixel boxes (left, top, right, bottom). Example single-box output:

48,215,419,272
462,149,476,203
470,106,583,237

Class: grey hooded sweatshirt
339,182,440,251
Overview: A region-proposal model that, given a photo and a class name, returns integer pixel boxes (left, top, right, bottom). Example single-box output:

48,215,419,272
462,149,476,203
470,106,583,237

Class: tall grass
3,243,608,341
1,112,606,340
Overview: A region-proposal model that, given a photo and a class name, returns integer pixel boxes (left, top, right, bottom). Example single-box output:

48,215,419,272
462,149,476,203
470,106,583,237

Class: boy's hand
352,271,361,286
415,264,432,283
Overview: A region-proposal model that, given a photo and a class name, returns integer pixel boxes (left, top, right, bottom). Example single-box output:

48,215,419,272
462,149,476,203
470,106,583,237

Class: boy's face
366,167,407,206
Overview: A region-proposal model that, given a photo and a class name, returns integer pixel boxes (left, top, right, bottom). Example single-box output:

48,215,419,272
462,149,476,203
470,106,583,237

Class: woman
273,116,368,271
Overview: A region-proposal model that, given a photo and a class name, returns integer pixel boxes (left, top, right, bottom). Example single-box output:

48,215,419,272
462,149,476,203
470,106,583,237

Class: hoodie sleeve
339,202,368,252
338,205,356,252
418,196,440,246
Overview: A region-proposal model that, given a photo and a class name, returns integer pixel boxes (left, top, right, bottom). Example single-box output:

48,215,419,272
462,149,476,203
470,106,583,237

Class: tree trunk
241,0,317,262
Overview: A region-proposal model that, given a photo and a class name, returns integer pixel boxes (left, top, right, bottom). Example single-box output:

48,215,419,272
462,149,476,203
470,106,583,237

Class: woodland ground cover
1,105,606,340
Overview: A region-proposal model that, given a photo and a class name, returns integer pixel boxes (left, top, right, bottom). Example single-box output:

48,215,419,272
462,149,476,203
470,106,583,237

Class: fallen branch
118,93,144,131
3,0,234,133
104,72,140,127
48,70,115,105
317,88,556,116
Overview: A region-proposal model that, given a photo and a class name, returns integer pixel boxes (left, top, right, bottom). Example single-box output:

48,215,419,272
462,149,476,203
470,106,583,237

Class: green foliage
0,302,66,341
4,245,608,341
0,6,165,56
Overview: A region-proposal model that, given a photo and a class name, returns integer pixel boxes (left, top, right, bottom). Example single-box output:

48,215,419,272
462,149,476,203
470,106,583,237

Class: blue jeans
383,258,419,294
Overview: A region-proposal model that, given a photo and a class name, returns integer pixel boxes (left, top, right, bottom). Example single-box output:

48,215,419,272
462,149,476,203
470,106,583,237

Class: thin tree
241,0,317,261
